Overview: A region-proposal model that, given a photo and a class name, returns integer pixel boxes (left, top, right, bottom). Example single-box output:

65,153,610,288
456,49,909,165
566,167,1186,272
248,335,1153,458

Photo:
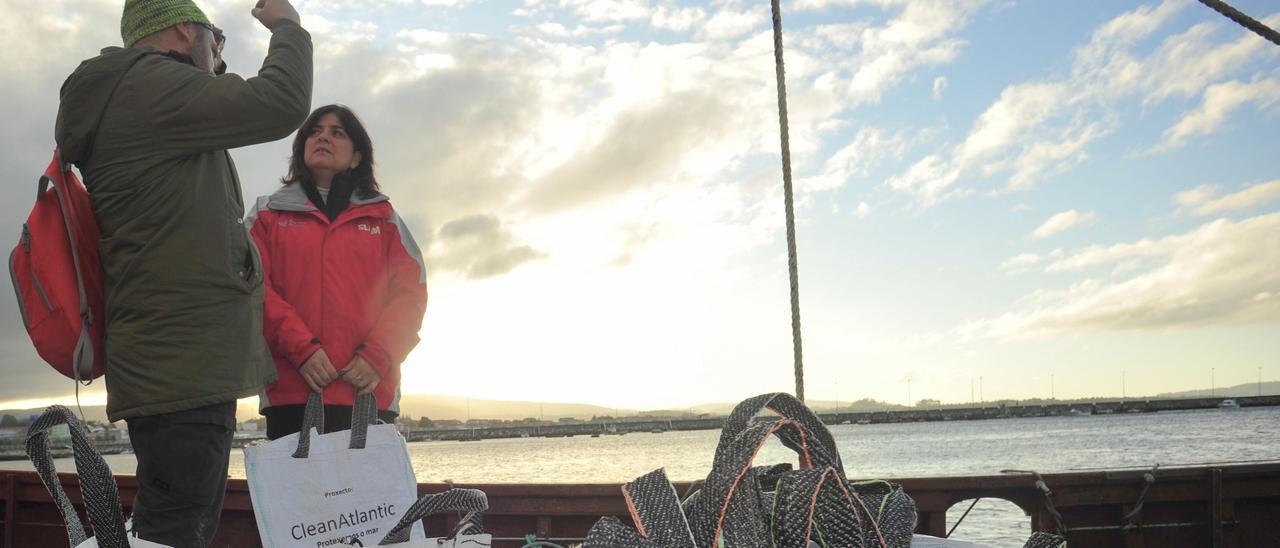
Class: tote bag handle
376,488,488,545
25,406,129,548
292,391,381,458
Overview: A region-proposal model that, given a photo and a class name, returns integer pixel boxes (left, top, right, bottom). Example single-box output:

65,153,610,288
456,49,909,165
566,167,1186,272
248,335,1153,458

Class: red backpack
9,150,105,382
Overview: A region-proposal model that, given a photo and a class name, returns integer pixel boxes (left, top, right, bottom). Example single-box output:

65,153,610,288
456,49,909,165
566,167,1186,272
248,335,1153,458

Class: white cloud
963,212,1280,338
1141,13,1280,104
651,5,706,32
798,128,907,193
1174,184,1218,209
884,2,1280,203
700,6,766,40
884,154,962,206
303,0,450,10
956,82,1067,166
1174,179,1280,216
557,0,650,22
1005,122,1107,192
780,1,985,116
999,252,1041,273
1043,237,1170,273
532,21,624,37
843,2,973,105
855,201,873,218
1152,78,1280,152
1031,210,1096,240
523,90,737,212
1070,0,1188,99
932,76,948,99
0,0,117,76
431,214,546,278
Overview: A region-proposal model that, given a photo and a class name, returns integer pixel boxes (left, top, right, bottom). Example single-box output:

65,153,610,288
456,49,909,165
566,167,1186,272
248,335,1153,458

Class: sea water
6,406,1277,547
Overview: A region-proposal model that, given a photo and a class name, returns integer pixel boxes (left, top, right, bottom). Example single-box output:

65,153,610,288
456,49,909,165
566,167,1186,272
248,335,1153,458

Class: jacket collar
266,183,389,212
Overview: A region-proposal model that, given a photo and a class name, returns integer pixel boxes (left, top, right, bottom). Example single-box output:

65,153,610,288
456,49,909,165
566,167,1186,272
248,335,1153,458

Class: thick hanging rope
1197,0,1280,46
770,0,805,402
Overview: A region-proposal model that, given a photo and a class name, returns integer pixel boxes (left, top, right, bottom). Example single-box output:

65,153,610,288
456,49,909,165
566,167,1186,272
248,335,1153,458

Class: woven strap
1022,531,1066,548
584,393,918,548
846,481,915,548
25,406,128,548
349,390,378,449
689,418,816,547
773,467,879,548
292,392,325,458
717,393,842,473
293,392,379,458
620,469,696,548
377,488,488,545
583,516,664,548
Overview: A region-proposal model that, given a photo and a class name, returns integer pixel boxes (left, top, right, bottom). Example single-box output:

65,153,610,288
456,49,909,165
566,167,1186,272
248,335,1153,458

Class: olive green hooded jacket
53,21,313,421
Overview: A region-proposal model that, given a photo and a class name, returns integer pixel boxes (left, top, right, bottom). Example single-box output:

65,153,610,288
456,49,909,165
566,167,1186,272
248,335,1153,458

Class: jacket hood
55,47,151,167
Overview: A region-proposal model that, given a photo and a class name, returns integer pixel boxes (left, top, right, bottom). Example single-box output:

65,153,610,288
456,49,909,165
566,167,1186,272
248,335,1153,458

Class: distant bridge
405,394,1280,442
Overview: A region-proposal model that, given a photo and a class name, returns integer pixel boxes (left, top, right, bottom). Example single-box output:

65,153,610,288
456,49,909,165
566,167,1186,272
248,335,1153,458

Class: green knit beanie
120,0,211,47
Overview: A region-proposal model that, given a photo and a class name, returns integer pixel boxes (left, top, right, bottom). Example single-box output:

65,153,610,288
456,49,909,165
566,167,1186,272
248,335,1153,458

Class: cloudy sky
1,0,1277,413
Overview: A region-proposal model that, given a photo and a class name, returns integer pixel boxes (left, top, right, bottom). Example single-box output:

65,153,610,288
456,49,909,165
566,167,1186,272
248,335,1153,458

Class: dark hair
281,104,380,197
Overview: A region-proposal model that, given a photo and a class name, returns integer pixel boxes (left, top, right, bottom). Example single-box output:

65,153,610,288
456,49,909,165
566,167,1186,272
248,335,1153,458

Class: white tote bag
25,406,174,548
245,393,424,548
334,489,491,547
75,529,171,548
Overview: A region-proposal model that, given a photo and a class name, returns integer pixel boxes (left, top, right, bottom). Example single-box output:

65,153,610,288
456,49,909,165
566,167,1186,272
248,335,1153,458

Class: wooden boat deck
3,460,1279,547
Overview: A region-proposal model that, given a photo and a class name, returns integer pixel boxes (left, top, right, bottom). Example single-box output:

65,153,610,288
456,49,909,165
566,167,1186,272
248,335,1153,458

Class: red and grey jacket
246,183,426,412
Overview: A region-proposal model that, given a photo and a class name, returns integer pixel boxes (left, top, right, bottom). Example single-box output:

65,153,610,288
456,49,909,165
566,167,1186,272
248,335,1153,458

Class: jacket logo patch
357,224,381,235
278,218,310,227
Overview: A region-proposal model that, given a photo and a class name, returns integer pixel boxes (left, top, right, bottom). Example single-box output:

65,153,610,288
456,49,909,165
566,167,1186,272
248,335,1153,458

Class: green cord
522,533,566,548
813,519,830,547
770,487,782,542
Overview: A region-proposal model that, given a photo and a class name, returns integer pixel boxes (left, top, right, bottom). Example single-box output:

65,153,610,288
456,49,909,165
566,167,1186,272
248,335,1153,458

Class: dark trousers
263,404,398,440
126,401,235,548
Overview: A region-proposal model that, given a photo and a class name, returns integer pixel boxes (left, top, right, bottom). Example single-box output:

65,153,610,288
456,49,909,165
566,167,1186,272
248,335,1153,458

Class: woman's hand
298,349,339,393
340,355,381,396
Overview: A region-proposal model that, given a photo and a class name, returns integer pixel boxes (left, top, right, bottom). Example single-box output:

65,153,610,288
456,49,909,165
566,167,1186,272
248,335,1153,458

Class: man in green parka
53,0,311,544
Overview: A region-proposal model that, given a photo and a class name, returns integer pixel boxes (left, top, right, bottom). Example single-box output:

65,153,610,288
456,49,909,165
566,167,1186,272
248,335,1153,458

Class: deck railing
3,461,1278,547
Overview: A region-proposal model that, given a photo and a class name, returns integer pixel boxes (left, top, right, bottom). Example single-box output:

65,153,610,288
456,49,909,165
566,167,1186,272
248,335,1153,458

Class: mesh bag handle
716,393,842,474
25,406,128,548
584,393,918,548
689,418,818,548
772,467,886,548
1022,532,1067,548
620,468,697,548
845,480,917,548
583,516,663,548
376,488,488,545
582,469,695,548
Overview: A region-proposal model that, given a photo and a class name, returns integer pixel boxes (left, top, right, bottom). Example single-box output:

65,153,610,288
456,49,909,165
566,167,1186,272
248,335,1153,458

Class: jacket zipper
318,209,329,397
313,206,368,396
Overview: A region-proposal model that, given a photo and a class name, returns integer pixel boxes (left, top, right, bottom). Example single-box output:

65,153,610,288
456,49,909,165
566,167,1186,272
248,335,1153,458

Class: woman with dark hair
247,104,427,439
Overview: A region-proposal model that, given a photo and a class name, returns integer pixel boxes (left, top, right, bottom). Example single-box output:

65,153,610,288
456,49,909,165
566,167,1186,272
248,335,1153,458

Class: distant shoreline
405,394,1280,442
